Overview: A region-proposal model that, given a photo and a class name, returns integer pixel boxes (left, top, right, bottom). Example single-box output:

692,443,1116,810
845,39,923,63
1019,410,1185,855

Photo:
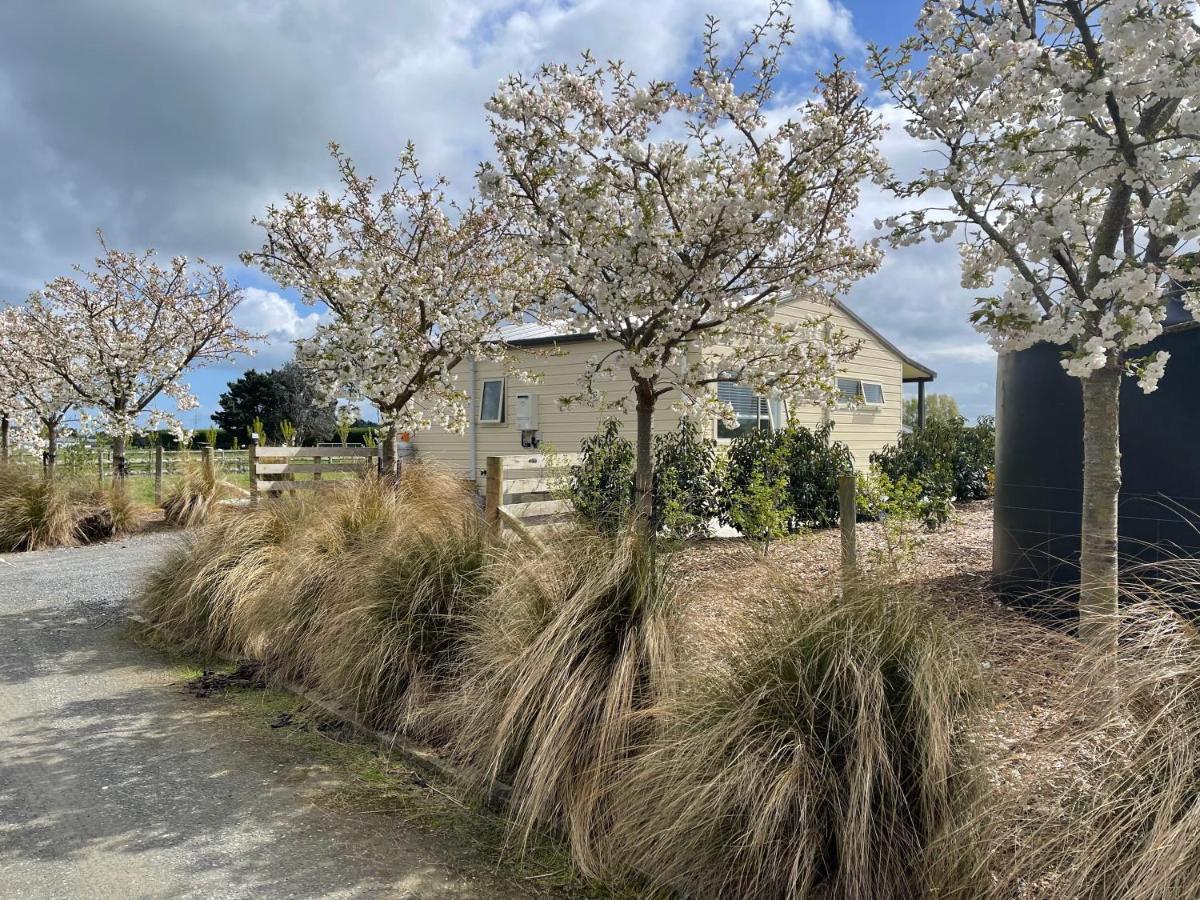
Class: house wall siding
773,299,905,468
409,337,682,485
408,297,909,482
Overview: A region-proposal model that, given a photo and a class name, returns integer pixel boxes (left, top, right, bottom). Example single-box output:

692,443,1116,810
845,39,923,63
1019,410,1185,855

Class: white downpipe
467,355,479,492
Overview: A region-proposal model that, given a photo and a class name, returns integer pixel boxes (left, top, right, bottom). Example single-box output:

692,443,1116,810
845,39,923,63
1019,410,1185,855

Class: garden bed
138,476,1200,898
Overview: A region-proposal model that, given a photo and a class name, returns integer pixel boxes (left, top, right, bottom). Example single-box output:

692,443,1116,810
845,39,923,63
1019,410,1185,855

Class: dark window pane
480,379,505,422
863,382,884,405
837,377,862,403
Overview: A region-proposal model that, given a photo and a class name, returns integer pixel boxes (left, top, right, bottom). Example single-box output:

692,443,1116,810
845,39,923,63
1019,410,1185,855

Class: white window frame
478,377,506,424
861,381,886,408
836,377,885,410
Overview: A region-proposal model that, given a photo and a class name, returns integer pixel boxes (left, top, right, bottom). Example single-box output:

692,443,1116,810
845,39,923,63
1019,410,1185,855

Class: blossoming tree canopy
0,305,77,471
242,143,539,468
23,234,255,477
480,4,885,517
870,0,1200,645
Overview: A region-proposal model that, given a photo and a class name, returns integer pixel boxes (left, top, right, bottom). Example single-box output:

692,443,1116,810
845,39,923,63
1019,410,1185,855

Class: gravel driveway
0,534,532,900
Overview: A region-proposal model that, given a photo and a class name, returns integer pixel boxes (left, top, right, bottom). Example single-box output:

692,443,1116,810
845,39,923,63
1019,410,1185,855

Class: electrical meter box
513,392,538,430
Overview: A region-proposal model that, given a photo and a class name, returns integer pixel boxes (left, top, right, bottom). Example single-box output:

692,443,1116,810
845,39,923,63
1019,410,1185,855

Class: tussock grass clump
0,464,144,551
139,494,308,653
292,469,490,734
445,527,678,871
140,466,489,735
974,575,1200,899
162,456,237,527
601,576,985,900
0,466,82,551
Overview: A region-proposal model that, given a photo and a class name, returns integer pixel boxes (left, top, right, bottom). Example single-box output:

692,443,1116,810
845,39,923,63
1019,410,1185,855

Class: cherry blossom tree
23,235,254,480
481,3,884,523
0,306,78,478
243,143,540,476
871,0,1200,648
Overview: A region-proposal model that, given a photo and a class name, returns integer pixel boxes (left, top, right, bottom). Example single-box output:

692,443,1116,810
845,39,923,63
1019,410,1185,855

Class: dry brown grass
954,562,1200,900
597,573,987,899
443,528,679,873
137,490,1200,899
162,455,240,527
140,466,488,736
0,463,144,551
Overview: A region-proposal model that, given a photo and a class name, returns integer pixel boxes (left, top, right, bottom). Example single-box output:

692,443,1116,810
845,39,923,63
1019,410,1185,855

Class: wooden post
97,449,105,485
154,444,164,506
312,453,322,486
1,412,9,463
839,473,857,585
203,446,215,483
248,436,259,507
485,456,504,539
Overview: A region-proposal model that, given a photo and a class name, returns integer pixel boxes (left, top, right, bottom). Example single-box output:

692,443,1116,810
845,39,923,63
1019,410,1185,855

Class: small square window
479,378,505,424
862,382,885,405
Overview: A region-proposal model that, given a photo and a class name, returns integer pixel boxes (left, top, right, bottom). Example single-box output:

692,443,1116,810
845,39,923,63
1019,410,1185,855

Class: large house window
479,378,505,423
837,377,885,408
715,381,780,439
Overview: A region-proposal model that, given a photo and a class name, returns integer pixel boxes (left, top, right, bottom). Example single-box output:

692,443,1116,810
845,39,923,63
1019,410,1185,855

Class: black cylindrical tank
993,305,1200,608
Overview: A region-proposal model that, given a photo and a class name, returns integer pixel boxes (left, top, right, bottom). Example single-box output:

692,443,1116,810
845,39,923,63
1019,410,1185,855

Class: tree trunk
380,426,400,483
1078,362,1122,651
633,379,656,531
112,432,127,484
1,412,9,462
43,422,57,483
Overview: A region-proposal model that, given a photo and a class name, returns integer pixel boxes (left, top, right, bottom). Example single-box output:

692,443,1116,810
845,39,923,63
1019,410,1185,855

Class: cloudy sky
0,0,996,426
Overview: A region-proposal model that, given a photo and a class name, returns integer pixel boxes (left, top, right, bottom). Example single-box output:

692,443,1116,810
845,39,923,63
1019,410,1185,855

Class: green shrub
602,576,986,899
721,448,792,555
871,416,994,504
567,419,634,533
858,464,954,533
653,417,719,540
720,421,853,538
569,417,721,539
777,421,854,528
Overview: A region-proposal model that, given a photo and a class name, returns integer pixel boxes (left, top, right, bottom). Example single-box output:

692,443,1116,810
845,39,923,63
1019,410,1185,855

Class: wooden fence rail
482,453,579,547
250,443,378,505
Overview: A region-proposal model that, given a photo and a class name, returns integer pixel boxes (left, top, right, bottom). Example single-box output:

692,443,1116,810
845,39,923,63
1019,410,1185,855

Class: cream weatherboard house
408,297,935,485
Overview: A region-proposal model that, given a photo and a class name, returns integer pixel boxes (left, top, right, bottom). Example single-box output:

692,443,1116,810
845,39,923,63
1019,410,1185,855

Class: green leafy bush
871,416,994,503
652,417,719,540
568,417,719,538
567,418,634,533
719,432,793,554
857,465,954,563
720,421,853,537
777,422,854,528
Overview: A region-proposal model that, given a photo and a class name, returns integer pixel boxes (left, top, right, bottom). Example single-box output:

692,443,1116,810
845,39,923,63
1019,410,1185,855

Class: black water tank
993,305,1200,604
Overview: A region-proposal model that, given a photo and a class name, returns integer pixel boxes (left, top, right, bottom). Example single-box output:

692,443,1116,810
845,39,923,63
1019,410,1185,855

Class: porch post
917,380,927,430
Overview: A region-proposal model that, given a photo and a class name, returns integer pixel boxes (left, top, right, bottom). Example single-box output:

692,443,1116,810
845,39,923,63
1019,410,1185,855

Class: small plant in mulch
185,660,266,698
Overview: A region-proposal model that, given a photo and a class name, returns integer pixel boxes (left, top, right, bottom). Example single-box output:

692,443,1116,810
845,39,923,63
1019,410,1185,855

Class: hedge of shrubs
566,414,996,541
871,415,995,504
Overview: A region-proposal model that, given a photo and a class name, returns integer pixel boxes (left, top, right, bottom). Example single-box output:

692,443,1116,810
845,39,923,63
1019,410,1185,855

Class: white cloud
233,287,322,368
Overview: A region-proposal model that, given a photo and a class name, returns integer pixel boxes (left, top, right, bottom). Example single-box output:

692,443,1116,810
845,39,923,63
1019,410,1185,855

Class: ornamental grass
598,574,986,900
161,454,240,527
961,560,1200,900
139,465,488,737
0,462,144,552
442,527,679,871
137,476,1200,900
